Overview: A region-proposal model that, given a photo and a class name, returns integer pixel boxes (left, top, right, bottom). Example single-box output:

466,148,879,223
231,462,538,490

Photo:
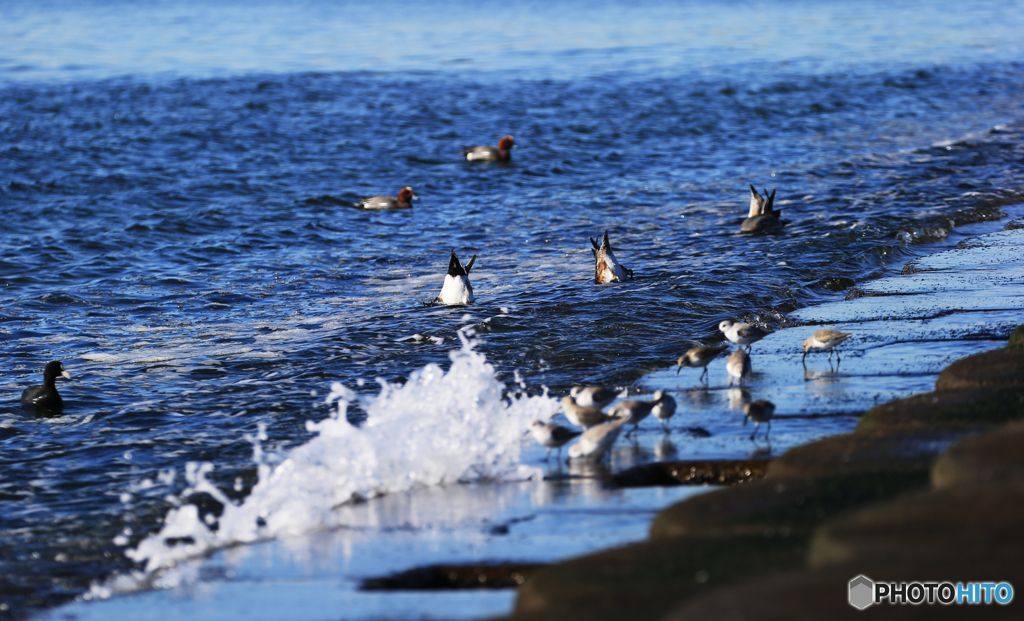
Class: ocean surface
3,0,1024,618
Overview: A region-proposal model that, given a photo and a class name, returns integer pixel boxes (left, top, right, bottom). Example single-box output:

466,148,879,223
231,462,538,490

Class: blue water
3,0,1024,618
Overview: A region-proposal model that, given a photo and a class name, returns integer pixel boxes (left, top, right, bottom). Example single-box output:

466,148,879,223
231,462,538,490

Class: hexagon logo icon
849,575,874,610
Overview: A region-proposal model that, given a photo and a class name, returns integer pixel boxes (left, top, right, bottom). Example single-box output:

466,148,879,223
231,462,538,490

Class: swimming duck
462,136,514,162
740,184,783,233
355,186,415,210
590,231,633,284
435,250,476,305
20,361,71,409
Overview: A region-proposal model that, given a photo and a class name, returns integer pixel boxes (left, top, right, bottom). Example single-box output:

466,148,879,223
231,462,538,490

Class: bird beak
675,365,682,376
61,371,71,380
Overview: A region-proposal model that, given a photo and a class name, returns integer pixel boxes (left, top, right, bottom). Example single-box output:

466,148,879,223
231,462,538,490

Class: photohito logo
849,575,1014,610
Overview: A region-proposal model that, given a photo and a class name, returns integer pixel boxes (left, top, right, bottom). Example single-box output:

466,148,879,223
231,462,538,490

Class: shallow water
3,0,1024,618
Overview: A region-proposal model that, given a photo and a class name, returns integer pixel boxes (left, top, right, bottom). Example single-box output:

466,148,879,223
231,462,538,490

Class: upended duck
435,250,477,305
591,231,633,284
740,184,783,233
21,360,71,410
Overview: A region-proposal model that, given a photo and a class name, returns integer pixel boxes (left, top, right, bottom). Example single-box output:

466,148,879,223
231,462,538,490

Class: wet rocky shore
498,223,1024,619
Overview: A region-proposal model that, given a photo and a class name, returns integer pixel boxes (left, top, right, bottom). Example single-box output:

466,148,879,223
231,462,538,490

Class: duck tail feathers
447,250,465,276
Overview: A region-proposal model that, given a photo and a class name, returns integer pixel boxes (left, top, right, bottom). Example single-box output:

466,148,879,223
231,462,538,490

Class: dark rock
685,426,712,437
650,472,928,540
511,534,806,621
858,387,1024,429
931,422,1024,488
935,347,1024,390
665,560,1024,620
807,484,1024,568
1003,217,1024,231
1008,324,1024,349
900,260,921,275
765,429,955,480
361,562,547,590
613,459,769,488
811,276,856,292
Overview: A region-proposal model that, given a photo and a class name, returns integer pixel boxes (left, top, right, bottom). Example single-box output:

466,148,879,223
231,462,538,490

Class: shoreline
502,216,1024,619
36,209,1024,621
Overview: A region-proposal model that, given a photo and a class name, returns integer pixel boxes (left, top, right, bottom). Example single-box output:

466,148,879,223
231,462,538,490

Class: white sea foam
115,334,557,585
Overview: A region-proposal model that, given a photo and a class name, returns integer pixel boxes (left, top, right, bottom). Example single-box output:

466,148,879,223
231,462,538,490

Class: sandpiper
719,320,768,352
529,420,582,460
462,135,514,162
567,416,628,461
740,184,783,233
355,186,416,210
676,344,729,382
570,385,618,409
802,329,853,366
590,231,633,284
651,391,677,432
726,348,751,386
608,396,657,436
743,399,775,440
560,395,616,429
435,250,476,305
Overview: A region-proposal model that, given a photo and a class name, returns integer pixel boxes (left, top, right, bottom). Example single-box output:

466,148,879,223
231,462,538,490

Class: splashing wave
109,335,557,588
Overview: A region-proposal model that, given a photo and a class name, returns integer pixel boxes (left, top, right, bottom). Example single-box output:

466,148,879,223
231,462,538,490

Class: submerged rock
613,459,769,488
361,562,547,590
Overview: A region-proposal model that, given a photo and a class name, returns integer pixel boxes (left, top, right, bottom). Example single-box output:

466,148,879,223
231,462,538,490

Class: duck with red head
355,186,416,210
462,135,514,162
21,360,71,411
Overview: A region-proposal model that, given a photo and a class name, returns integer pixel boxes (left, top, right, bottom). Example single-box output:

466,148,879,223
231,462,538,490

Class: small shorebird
567,416,628,461
740,184,783,233
608,395,657,436
802,329,853,366
676,344,729,382
726,349,751,386
570,385,618,409
590,231,633,284
435,250,476,305
743,399,775,440
20,361,71,410
651,391,677,432
719,320,768,352
355,186,416,210
462,135,515,162
529,420,582,460
560,396,616,429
